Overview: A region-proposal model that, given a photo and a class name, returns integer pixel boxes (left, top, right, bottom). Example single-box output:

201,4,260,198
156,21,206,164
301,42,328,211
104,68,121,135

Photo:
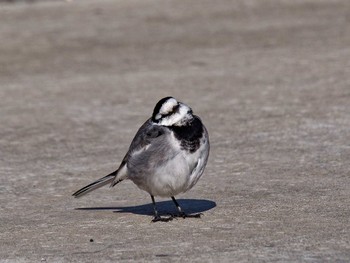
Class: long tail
72,170,120,198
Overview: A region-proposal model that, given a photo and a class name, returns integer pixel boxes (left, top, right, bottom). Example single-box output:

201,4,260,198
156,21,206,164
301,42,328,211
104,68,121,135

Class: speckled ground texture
1,0,350,262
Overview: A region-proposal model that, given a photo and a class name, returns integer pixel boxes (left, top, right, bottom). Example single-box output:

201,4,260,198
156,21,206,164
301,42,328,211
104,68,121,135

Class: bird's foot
151,215,173,223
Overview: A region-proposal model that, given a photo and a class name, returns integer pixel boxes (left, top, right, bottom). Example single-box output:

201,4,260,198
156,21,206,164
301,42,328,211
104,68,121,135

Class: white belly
142,138,209,197
128,127,209,197
145,153,190,197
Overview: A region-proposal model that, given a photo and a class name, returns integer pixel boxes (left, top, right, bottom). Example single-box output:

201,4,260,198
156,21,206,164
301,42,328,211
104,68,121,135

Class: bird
72,96,210,222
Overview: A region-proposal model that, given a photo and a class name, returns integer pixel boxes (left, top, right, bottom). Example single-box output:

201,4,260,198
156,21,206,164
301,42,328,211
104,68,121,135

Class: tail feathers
72,170,121,198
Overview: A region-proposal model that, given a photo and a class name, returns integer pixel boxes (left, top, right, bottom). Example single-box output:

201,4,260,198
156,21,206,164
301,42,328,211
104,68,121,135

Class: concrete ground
1,0,350,262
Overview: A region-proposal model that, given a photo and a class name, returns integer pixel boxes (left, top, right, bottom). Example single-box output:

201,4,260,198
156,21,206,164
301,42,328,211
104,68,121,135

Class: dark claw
151,215,173,223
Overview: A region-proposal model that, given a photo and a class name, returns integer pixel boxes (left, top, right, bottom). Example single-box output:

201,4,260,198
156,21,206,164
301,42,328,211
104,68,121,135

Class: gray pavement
1,0,350,262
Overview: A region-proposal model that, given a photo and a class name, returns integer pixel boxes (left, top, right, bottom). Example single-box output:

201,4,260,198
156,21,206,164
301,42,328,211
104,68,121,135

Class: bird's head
152,97,193,126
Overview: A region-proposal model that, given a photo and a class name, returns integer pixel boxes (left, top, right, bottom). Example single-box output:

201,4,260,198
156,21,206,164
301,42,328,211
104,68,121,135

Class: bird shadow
76,199,216,216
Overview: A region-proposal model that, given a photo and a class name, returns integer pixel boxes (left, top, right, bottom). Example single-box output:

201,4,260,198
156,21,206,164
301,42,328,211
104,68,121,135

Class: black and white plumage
72,97,210,222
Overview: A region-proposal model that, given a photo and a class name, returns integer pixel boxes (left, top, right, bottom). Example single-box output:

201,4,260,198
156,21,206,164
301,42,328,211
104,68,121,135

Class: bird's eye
172,104,180,113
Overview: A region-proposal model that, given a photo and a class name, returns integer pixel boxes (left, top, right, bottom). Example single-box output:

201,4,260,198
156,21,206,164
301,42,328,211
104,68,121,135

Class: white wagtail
73,97,210,222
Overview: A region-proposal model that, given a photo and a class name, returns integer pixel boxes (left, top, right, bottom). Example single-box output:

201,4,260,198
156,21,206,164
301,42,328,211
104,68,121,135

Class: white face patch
158,103,192,126
159,98,178,115
154,98,178,121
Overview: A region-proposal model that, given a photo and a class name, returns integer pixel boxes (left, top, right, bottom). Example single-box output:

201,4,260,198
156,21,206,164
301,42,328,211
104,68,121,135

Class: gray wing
127,118,166,154
111,119,167,185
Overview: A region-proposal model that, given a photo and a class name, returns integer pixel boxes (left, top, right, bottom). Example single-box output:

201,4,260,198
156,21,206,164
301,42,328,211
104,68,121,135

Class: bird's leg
171,196,185,217
171,196,202,218
151,195,173,222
